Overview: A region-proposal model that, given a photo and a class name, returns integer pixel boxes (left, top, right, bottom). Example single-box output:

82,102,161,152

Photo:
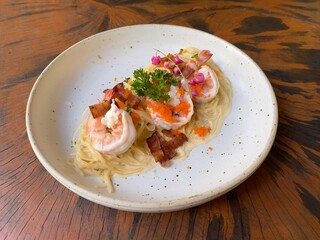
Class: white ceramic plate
26,24,278,212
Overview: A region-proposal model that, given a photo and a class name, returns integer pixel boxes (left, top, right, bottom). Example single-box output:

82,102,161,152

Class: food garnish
131,68,178,101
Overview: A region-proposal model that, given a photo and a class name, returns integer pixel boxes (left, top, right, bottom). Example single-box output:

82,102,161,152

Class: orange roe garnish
194,126,211,138
177,87,185,96
190,84,204,97
208,146,213,151
146,99,177,123
174,100,190,116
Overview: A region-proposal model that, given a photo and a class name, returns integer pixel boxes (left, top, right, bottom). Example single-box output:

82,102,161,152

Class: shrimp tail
197,50,213,65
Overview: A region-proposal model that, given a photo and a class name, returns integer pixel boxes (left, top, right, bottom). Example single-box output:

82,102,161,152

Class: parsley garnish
191,53,198,58
131,68,178,101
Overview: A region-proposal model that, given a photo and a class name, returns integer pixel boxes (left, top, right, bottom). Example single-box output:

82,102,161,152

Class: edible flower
163,61,170,68
191,89,198,96
188,73,205,85
151,56,162,65
173,55,183,65
173,67,180,75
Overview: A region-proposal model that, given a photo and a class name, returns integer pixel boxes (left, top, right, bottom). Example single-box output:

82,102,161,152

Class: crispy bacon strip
103,89,113,101
159,136,177,160
112,83,127,102
89,100,111,119
161,129,176,138
104,83,141,109
146,131,168,166
147,130,188,167
181,50,213,78
91,83,142,119
182,63,196,79
162,130,188,149
128,95,141,109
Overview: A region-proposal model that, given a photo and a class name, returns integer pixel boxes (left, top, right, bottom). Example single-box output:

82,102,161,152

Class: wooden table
1,0,319,239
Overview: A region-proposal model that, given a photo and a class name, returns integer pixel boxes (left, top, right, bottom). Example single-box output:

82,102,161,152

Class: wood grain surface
1,0,319,239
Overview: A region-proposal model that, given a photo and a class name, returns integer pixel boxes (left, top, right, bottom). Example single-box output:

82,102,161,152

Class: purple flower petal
173,55,183,65
188,79,196,85
191,89,198,96
173,67,180,75
151,56,161,65
194,73,205,84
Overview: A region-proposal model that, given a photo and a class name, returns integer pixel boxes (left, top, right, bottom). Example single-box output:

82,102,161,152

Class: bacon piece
169,133,188,149
159,136,177,160
128,95,141,109
112,83,127,102
162,129,176,138
147,130,188,167
103,83,126,101
104,83,141,110
181,50,213,78
89,100,111,119
103,89,113,101
146,131,168,166
182,62,196,78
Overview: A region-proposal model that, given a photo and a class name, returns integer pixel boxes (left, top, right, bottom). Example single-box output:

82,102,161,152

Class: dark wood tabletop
1,0,319,239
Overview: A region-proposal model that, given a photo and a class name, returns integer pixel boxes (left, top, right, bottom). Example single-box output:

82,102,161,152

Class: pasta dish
70,47,233,192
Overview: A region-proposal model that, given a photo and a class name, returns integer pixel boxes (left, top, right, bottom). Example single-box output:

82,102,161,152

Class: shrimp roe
146,100,177,123
194,126,211,138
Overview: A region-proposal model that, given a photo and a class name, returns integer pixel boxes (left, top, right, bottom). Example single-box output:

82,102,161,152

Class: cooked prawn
86,100,136,155
146,86,194,130
189,65,220,103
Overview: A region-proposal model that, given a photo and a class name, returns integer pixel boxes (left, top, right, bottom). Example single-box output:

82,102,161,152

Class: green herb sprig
131,68,178,101
191,53,199,58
